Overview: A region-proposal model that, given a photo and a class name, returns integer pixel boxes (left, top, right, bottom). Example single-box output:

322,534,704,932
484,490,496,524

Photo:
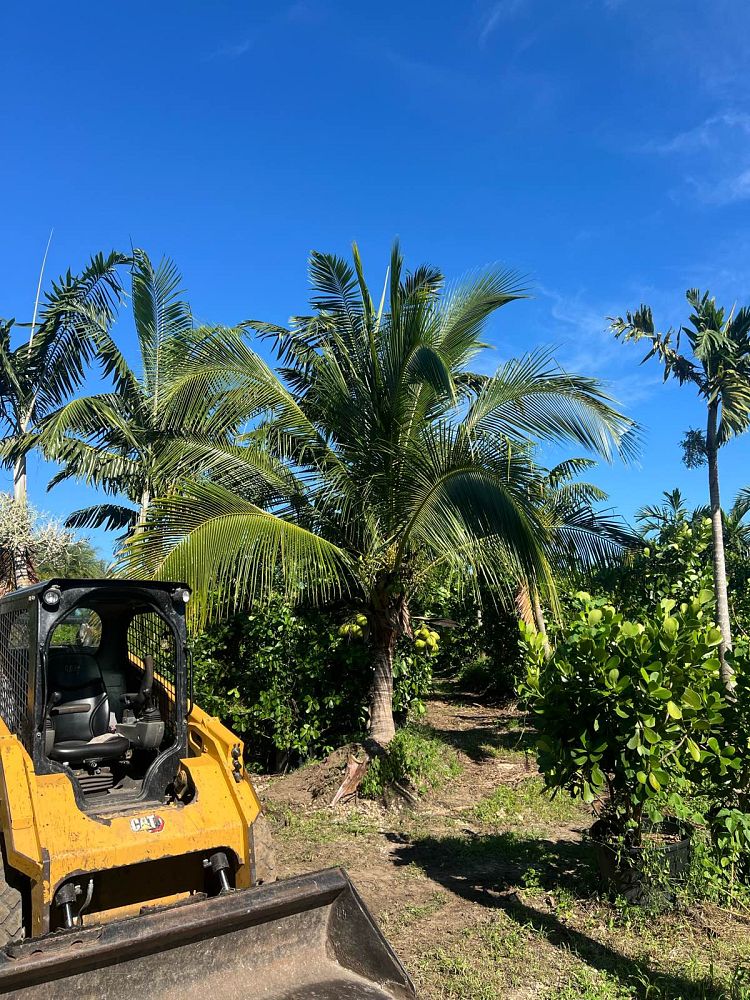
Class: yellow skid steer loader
0,579,415,998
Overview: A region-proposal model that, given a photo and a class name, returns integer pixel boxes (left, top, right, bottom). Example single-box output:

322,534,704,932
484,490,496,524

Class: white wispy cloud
478,0,626,44
686,168,750,207
205,37,253,61
649,109,750,206
654,111,750,155
478,0,528,43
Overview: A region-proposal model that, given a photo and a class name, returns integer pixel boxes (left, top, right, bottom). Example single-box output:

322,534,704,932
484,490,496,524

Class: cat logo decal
130,814,165,833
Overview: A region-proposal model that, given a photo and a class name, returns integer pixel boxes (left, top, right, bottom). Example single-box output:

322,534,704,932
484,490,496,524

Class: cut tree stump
330,754,370,807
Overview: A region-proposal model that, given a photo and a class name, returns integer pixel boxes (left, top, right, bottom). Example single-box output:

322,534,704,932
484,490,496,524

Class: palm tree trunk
515,581,534,629
11,455,30,589
368,609,397,745
12,454,26,507
531,586,552,658
516,581,551,657
707,400,734,692
133,487,151,536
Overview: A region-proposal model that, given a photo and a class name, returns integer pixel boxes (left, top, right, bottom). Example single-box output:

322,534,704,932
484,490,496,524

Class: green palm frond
551,506,637,571
131,250,193,407
436,268,527,366
65,504,139,533
120,480,352,623
546,457,598,485
732,486,750,523
29,250,130,417
465,349,639,461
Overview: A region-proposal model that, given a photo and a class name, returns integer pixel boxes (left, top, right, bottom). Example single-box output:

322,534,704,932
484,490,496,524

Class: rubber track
0,871,23,945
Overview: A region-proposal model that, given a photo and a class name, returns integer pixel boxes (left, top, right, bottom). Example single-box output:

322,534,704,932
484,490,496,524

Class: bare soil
261,695,750,999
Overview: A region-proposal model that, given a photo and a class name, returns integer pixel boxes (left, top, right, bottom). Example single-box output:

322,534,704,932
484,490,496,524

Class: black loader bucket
0,868,416,999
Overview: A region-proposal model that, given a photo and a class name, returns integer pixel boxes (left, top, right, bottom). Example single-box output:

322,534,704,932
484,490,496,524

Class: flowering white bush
0,494,104,588
0,494,73,569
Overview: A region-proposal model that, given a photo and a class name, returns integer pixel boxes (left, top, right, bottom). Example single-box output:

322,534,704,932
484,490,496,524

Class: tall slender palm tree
127,243,637,743
0,251,128,584
612,290,750,691
36,250,266,536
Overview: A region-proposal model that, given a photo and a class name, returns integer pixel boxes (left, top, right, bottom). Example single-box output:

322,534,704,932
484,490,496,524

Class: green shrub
192,598,370,768
360,723,461,799
702,648,750,881
392,648,433,720
520,590,734,845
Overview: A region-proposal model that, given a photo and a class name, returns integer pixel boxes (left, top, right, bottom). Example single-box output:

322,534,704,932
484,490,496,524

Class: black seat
46,649,129,765
49,736,130,765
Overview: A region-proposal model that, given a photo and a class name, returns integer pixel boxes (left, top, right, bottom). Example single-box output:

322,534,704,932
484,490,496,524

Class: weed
360,723,461,798
522,866,544,894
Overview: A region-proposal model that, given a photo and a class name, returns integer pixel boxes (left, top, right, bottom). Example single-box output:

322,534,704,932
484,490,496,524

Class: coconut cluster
338,613,368,639
414,624,439,655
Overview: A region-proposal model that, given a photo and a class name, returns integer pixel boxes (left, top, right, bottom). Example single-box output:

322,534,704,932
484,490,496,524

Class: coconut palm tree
0,251,128,584
36,250,269,537
127,243,637,743
612,290,750,691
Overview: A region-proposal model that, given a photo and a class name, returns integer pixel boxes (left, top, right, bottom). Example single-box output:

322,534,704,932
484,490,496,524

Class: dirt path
261,696,750,999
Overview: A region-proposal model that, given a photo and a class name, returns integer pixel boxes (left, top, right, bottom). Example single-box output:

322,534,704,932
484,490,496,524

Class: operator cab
35,581,191,804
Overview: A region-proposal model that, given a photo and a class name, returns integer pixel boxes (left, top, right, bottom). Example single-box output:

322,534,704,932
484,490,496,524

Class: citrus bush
520,590,734,843
192,599,369,768
602,515,713,619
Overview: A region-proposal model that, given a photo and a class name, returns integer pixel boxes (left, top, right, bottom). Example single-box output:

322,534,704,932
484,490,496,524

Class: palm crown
0,251,128,500
125,243,636,741
36,250,261,536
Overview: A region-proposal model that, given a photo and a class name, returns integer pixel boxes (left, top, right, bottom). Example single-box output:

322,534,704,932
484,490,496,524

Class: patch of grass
552,967,636,999
402,892,449,922
470,777,586,828
552,962,750,1000
360,723,462,798
416,914,531,998
381,891,449,934
268,804,376,845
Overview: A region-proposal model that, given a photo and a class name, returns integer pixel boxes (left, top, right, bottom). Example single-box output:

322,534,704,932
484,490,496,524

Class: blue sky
2,0,750,555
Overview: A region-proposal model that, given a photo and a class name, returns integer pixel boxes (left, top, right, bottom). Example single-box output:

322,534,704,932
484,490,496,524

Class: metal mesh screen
0,609,30,748
127,611,178,738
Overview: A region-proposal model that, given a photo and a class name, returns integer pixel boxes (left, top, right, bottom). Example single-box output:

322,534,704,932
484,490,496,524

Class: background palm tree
37,250,262,537
0,251,127,583
701,488,750,562
517,457,638,652
636,488,690,536
612,290,750,691
127,242,637,744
